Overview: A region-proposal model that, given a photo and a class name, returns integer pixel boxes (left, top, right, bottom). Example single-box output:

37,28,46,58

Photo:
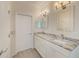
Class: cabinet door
34,37,40,51
34,36,66,58
34,36,47,57
34,36,41,54
46,45,57,58
46,42,65,58
39,38,47,57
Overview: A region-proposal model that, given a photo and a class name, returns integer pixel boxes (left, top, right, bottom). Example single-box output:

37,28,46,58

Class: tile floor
13,48,41,58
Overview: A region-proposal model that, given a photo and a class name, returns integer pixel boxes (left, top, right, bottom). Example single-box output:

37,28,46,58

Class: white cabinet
34,36,47,57
34,35,67,58
46,41,65,58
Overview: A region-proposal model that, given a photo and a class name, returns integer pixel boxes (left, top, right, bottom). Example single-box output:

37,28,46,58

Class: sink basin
37,33,56,40
53,39,66,45
53,39,77,51
36,33,78,51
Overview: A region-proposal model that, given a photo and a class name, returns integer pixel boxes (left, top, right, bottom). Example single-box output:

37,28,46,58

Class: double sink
35,33,79,51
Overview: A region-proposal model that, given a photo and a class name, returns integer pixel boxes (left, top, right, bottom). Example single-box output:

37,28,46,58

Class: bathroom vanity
34,3,79,58
34,33,79,58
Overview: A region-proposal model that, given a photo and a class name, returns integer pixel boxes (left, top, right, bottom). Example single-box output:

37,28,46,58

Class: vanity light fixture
40,9,49,17
55,1,71,10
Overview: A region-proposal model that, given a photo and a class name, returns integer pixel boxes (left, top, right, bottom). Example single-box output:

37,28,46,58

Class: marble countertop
34,32,79,51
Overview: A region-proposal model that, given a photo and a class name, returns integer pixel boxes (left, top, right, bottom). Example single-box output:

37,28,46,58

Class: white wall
13,2,36,16
10,2,16,57
0,2,11,57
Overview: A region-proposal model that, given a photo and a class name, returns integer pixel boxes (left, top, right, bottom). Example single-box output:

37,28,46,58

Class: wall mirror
35,15,48,29
56,5,74,32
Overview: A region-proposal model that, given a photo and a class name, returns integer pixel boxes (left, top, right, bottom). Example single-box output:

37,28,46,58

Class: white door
15,14,33,53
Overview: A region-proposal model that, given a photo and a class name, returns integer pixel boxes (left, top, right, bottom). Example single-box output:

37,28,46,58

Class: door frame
15,13,33,53
11,13,33,56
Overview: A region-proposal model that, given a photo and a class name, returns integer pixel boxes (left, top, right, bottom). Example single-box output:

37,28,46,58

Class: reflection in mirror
56,5,74,32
